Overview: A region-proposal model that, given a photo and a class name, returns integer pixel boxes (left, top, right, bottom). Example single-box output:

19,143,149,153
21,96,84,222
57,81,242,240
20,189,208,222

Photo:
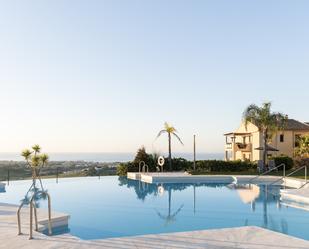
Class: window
295,134,301,147
280,134,284,142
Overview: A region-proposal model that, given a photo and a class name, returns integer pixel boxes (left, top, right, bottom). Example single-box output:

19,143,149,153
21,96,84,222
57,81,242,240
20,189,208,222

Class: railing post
17,207,22,235
305,166,307,183
47,194,52,236
284,164,286,189
32,203,38,231
7,169,10,186
29,201,33,240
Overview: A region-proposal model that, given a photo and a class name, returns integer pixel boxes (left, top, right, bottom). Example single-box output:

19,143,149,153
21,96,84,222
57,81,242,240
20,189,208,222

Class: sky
0,0,308,154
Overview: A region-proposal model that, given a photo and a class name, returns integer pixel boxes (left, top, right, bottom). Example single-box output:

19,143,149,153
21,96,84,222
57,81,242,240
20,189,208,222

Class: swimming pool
1,176,309,240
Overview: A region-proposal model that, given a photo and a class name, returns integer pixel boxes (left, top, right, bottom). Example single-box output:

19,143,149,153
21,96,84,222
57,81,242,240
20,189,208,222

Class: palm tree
243,102,287,167
156,122,183,171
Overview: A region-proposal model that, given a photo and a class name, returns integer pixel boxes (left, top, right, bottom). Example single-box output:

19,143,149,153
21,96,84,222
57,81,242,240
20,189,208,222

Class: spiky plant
21,145,49,190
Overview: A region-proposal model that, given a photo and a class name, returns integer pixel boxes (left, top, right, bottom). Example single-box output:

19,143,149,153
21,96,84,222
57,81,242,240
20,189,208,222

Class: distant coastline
0,152,224,163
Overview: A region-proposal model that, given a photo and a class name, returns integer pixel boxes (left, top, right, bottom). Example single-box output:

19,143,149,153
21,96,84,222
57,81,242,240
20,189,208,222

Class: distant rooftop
285,119,309,131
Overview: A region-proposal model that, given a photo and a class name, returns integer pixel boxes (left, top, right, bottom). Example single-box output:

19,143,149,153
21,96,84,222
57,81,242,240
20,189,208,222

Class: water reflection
118,177,289,233
21,186,49,208
156,186,184,226
119,177,228,225
0,184,5,193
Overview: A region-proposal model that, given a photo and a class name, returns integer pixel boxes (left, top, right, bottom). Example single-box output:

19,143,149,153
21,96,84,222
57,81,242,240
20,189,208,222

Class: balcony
235,143,252,152
225,143,233,150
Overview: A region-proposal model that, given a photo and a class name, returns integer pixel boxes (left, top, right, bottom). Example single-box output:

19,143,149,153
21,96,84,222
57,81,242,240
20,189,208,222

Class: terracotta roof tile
285,119,309,131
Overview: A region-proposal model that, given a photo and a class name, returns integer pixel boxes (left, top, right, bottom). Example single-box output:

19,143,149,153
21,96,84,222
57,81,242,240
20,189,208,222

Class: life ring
158,185,165,196
158,156,165,167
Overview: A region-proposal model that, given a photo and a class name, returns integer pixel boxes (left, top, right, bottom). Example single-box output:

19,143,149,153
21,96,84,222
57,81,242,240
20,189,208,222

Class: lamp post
193,135,196,171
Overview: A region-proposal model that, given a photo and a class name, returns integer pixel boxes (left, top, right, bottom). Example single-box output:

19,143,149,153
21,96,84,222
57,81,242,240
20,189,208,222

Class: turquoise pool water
1,176,309,240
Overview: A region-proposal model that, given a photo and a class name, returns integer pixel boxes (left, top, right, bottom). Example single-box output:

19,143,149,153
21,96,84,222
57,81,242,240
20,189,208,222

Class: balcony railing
225,143,233,150
235,143,252,152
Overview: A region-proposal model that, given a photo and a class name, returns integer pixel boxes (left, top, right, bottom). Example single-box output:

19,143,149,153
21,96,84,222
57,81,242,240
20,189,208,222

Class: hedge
269,156,294,170
194,160,256,173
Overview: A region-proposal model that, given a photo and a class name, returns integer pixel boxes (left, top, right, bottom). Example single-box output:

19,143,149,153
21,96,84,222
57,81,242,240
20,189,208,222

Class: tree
21,144,49,193
243,102,286,167
156,122,183,171
133,146,151,165
295,135,309,158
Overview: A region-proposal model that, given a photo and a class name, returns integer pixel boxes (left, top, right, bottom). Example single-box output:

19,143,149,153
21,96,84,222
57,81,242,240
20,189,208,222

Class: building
224,119,309,162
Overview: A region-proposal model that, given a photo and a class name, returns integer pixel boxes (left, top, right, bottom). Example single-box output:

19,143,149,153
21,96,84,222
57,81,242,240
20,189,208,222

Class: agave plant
21,145,49,196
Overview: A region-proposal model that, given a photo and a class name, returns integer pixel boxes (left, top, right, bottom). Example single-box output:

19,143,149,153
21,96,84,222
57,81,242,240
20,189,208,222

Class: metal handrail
300,180,309,189
293,166,308,189
17,195,38,237
17,202,25,235
269,165,308,187
29,195,39,239
249,163,285,184
142,164,149,173
17,191,53,240
139,161,145,173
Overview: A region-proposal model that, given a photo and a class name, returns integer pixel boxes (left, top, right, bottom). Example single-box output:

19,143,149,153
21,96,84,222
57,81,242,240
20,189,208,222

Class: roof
224,132,251,136
224,119,309,136
285,119,309,131
254,145,279,151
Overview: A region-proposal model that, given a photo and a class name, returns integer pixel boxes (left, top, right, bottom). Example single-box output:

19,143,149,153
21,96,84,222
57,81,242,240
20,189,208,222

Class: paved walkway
1,202,309,249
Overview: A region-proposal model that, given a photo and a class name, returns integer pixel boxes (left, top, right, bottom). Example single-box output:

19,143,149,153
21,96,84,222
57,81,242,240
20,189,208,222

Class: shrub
116,163,128,176
169,157,192,171
193,160,256,173
269,156,294,170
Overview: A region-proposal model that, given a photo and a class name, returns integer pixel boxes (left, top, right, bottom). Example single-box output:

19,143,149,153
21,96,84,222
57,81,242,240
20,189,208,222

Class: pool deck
0,202,309,249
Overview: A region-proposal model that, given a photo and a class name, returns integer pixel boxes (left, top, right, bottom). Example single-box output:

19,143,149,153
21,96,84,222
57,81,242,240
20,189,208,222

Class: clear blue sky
0,0,308,154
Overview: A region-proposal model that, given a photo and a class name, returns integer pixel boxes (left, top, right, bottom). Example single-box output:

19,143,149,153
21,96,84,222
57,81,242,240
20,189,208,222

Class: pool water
1,176,309,240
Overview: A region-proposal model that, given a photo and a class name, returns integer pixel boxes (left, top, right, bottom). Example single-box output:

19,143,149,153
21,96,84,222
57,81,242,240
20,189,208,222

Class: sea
0,152,224,163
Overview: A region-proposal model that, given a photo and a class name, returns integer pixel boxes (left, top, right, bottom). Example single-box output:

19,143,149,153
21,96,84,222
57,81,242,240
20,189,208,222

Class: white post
284,164,286,189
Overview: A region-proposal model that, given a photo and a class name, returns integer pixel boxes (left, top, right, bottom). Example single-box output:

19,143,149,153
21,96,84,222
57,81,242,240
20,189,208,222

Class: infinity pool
1,176,309,240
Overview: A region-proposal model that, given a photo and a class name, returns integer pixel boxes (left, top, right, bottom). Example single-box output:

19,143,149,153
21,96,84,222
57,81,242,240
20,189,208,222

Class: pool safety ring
158,156,165,167
158,185,165,196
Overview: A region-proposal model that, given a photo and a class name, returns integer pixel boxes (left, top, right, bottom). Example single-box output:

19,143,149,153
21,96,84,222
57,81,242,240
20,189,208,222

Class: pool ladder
139,161,149,173
267,165,307,188
249,163,286,185
17,192,52,240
